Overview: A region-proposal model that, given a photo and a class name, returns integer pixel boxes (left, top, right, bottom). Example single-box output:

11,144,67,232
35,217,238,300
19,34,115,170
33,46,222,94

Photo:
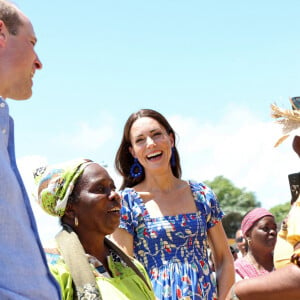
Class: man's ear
0,21,8,47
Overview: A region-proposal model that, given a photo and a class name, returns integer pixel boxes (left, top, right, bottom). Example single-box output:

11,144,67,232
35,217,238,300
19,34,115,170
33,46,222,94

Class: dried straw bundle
271,103,300,147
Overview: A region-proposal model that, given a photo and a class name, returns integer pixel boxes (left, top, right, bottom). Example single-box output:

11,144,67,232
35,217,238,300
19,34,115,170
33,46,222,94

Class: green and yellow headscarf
34,158,93,216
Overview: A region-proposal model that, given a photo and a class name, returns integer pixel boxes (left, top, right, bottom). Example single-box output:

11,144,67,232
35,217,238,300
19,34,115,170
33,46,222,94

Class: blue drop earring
130,158,143,178
171,147,176,167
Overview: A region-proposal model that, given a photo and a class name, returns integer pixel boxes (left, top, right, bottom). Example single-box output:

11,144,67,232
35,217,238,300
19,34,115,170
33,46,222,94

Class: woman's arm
226,263,300,300
110,228,134,257
208,222,235,300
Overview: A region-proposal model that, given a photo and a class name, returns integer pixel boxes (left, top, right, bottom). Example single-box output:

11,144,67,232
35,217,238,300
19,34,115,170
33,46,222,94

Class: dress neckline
128,180,202,220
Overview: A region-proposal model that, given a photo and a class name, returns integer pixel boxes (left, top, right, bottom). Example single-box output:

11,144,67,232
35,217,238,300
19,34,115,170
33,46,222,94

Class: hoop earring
130,158,143,178
74,216,79,227
171,147,176,167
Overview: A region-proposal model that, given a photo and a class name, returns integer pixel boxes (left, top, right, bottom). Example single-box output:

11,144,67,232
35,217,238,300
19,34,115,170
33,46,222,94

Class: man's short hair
0,0,23,35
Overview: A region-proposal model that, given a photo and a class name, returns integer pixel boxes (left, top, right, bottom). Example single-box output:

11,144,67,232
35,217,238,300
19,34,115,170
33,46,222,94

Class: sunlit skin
63,163,121,270
0,8,42,100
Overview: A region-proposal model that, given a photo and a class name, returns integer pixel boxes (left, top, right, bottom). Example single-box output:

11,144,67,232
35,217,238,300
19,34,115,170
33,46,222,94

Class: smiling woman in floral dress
111,109,234,300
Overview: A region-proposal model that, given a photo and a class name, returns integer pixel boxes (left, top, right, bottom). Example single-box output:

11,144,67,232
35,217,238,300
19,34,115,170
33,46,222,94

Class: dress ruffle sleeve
190,180,224,229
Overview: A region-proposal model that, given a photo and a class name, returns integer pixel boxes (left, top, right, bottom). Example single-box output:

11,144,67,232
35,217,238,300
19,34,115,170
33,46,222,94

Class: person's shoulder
120,187,142,204
187,179,214,194
119,187,136,195
130,257,153,285
234,256,248,268
43,239,62,265
131,256,145,269
187,179,204,187
43,238,58,249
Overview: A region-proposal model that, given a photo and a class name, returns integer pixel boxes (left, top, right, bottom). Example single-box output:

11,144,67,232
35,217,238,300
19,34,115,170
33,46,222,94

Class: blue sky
8,0,300,241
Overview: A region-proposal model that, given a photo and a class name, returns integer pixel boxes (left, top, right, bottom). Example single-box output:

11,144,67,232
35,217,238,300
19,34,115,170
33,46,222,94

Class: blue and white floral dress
119,180,224,300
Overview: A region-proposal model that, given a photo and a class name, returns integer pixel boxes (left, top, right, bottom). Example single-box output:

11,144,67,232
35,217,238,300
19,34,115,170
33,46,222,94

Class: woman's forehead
255,215,275,226
131,117,165,135
77,164,111,187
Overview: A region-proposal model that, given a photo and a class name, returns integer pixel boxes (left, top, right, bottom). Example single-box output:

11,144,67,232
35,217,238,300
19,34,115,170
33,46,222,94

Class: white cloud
56,121,114,152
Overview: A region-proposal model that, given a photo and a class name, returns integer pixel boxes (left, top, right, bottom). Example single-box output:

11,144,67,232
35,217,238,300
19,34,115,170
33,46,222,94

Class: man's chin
10,92,32,101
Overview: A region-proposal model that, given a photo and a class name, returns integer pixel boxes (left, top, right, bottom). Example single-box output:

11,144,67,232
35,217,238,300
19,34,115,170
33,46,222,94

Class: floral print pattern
119,180,224,300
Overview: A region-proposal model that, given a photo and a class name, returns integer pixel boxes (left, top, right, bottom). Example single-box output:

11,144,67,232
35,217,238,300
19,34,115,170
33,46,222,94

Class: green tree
204,175,260,238
269,202,291,225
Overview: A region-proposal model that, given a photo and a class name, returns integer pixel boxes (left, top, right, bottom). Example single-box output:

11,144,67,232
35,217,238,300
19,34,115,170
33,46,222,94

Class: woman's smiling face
71,163,121,235
129,117,174,173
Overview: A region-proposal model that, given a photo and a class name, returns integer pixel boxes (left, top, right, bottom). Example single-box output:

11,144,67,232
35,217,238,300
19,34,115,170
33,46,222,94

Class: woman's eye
153,132,162,137
97,186,106,193
136,138,144,143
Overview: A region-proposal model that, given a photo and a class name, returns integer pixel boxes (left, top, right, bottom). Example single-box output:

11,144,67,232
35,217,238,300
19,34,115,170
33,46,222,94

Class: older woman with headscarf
234,207,277,281
34,158,155,300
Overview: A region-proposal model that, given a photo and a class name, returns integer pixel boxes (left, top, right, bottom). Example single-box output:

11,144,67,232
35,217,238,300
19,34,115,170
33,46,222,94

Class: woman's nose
146,136,156,147
110,190,121,202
